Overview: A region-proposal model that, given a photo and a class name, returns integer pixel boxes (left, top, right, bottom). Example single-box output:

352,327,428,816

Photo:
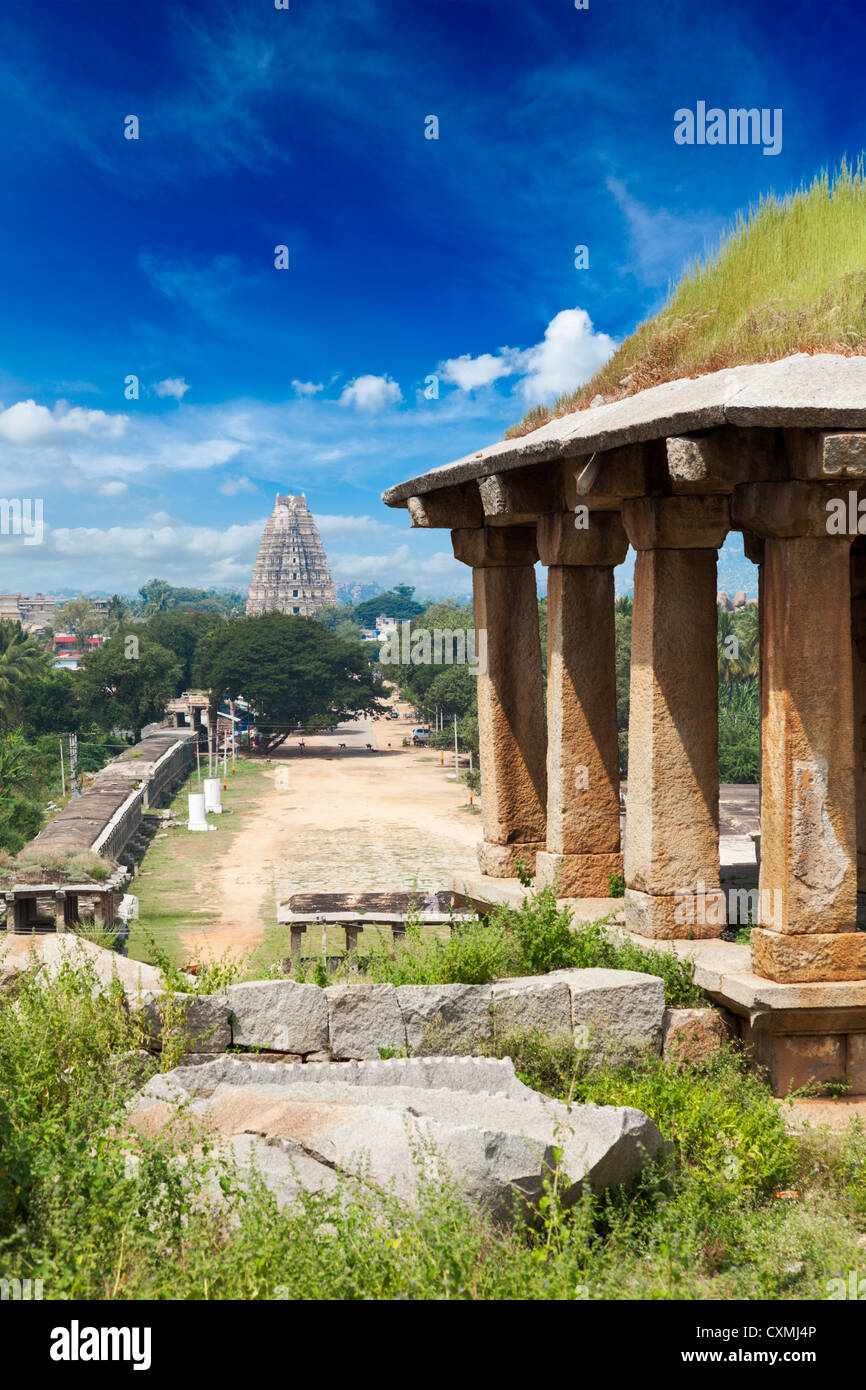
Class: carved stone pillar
733,482,866,981
451,526,547,876
534,511,627,896
621,496,730,937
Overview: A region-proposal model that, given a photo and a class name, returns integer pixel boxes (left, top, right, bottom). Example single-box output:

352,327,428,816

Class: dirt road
181,708,480,959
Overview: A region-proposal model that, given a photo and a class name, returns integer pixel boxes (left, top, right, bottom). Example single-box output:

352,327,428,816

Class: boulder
137,991,231,1053
227,980,328,1054
662,1007,732,1066
1,933,164,1001
396,983,493,1053
326,983,406,1059
129,1056,666,1221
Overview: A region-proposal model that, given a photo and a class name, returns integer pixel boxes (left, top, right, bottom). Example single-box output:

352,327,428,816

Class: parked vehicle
411,726,430,746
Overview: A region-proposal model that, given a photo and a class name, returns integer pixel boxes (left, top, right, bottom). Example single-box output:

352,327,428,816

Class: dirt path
181,708,481,960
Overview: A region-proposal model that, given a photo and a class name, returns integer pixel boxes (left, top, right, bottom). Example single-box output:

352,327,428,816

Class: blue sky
0,0,863,598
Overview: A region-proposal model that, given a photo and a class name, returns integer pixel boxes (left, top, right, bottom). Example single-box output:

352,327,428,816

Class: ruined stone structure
383,354,866,996
246,493,336,617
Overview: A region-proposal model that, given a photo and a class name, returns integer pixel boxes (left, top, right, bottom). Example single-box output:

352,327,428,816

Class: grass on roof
506,157,866,439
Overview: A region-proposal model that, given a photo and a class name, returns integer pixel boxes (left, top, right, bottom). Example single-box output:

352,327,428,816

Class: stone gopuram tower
246,493,336,617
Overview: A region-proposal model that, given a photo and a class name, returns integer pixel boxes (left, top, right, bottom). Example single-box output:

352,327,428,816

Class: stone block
138,991,231,1054
227,980,328,1054
755,1031,846,1097
396,983,493,1053
751,929,866,983
562,968,665,1054
624,888,722,940
477,840,544,877
326,983,407,1060
535,851,622,897
622,494,730,550
662,1007,732,1066
490,976,572,1041
846,1034,866,1094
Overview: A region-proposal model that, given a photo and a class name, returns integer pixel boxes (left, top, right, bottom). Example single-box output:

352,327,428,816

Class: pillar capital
622,495,730,550
536,511,628,568
732,479,859,540
451,525,538,568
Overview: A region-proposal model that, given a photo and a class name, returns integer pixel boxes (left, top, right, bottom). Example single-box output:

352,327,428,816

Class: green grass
2,959,866,1300
127,758,271,968
508,157,866,437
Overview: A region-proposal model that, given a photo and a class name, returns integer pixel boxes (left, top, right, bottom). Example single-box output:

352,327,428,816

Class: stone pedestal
535,512,627,896
733,482,865,982
621,496,729,937
851,546,866,895
452,526,547,876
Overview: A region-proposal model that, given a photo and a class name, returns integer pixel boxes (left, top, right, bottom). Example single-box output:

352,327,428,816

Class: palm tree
0,619,51,725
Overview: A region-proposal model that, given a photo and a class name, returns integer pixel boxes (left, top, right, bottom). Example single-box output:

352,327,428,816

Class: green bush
342,886,702,1005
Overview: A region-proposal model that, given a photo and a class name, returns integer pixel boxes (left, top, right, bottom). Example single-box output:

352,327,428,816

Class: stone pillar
451,526,547,876
621,496,730,937
534,512,627,896
851,545,866,898
734,482,866,982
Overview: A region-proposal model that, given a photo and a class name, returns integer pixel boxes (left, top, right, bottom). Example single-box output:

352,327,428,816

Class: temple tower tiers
246,493,337,617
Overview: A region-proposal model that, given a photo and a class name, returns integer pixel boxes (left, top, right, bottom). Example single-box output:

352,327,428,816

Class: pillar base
477,841,545,878
624,888,724,940
535,850,622,897
751,928,866,983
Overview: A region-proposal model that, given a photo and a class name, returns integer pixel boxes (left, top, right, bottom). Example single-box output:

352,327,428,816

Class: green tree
198,612,386,753
354,585,425,626
20,670,85,738
78,630,181,735
138,578,172,616
145,610,223,691
55,596,101,639
0,620,52,727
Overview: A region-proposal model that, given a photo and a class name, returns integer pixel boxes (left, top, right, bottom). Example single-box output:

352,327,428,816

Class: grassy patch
127,758,271,968
508,158,866,437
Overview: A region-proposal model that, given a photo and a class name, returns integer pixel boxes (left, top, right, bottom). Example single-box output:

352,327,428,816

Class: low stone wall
140,967,680,1061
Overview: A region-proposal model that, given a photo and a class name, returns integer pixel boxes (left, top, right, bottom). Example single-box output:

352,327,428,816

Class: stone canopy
382,353,866,987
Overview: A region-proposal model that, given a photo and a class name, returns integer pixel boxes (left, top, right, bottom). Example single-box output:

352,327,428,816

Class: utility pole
59,738,66,797
454,713,459,777
68,732,80,797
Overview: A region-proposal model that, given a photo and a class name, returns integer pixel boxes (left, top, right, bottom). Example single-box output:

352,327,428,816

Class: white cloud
292,379,324,397
436,308,615,405
153,377,191,401
219,475,258,496
0,399,129,444
606,177,726,286
517,308,616,402
438,349,523,391
339,375,403,413
98,481,128,497
148,511,173,524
